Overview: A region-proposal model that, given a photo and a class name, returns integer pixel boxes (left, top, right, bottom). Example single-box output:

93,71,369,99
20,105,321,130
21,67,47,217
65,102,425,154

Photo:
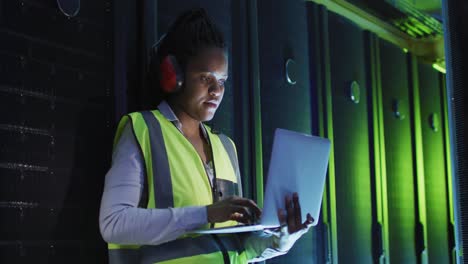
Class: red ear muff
160,55,183,93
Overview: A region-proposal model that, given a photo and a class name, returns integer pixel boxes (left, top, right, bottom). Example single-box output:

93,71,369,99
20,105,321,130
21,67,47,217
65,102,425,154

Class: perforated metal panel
0,0,113,262
442,0,468,262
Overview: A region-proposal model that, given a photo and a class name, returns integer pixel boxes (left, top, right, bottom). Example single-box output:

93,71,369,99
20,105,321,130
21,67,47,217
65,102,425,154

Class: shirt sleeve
240,231,288,262
99,122,208,245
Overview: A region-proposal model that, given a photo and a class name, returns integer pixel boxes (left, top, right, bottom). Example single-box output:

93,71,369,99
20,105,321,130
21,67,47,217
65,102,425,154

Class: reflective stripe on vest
109,235,245,264
140,111,174,208
108,110,246,264
218,134,243,197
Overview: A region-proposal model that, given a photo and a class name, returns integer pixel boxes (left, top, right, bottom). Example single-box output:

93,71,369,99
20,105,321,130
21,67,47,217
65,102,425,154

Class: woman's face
172,47,228,122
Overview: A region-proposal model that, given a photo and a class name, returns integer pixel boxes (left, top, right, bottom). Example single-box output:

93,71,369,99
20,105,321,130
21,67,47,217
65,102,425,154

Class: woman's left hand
267,192,314,252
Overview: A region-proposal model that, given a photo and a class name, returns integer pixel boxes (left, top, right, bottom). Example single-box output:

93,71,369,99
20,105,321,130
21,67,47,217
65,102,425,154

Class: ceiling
346,0,443,38
310,0,446,71
401,0,441,12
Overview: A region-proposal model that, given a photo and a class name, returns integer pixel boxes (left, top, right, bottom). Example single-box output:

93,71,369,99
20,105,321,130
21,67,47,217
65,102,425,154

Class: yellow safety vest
107,110,248,264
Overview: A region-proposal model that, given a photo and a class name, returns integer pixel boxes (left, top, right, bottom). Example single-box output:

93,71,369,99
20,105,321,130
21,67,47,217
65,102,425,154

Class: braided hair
148,8,226,104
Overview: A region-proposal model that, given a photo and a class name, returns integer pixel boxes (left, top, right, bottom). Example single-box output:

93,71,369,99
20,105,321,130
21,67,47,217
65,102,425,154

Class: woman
99,8,313,264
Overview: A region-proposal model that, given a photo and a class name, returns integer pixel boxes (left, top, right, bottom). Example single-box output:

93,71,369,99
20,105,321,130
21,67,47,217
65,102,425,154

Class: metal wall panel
0,0,113,262
257,0,312,182
379,39,417,263
418,62,452,263
307,3,333,263
256,0,316,263
326,11,374,264
442,1,468,261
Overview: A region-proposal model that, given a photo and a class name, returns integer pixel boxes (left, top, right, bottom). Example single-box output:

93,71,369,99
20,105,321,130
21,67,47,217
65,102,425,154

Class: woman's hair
157,8,225,68
147,8,226,104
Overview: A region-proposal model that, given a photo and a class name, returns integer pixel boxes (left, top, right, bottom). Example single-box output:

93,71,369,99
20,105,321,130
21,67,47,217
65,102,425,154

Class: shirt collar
157,100,209,140
158,100,179,122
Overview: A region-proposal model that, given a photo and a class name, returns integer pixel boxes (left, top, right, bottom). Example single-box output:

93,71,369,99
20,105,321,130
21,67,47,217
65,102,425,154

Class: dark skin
168,47,227,164
167,46,313,234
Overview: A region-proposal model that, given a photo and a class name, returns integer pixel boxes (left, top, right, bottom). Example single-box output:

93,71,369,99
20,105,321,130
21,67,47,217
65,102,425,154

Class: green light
410,55,429,255
374,38,391,263
432,63,446,74
253,78,264,208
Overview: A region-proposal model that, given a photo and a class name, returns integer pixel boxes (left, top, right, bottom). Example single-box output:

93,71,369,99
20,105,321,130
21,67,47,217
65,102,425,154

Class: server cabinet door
256,0,315,263
379,39,417,263
418,63,452,264
327,11,374,264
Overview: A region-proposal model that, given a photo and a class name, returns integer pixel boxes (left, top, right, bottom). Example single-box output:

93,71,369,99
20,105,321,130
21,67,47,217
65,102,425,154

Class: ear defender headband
153,33,184,94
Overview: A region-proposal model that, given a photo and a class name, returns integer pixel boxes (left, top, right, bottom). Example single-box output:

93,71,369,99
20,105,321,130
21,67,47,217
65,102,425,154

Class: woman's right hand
206,196,262,224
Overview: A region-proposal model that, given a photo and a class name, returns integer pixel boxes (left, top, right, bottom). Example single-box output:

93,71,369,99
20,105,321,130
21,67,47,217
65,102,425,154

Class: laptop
193,128,331,234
